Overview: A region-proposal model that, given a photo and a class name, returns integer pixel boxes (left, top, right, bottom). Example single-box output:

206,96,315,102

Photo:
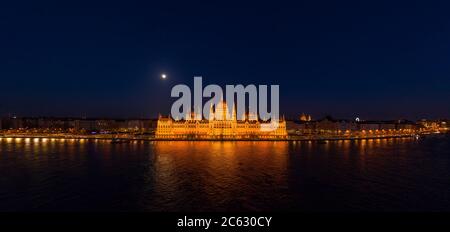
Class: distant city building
0,117,157,133
0,117,23,129
417,119,444,131
285,116,420,137
315,116,357,135
299,113,312,122
443,120,449,129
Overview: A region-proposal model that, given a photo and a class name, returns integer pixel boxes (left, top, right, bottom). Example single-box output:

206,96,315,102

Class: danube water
0,136,449,211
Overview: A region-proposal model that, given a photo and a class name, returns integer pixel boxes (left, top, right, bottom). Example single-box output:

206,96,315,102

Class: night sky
1,0,449,120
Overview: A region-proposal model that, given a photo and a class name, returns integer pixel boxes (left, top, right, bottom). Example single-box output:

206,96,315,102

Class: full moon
161,74,167,79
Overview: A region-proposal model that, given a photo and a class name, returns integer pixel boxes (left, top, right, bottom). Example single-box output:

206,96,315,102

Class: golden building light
156,101,288,140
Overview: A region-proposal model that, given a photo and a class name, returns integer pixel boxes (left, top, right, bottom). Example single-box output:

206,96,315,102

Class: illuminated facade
156,101,288,139
299,113,312,122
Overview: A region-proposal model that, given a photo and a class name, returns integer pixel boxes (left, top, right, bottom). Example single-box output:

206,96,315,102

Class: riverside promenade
0,132,437,142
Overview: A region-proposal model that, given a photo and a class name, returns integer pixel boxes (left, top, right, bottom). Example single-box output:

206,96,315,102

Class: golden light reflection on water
151,141,290,209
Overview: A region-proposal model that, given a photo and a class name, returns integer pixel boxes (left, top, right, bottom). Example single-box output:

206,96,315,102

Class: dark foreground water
0,136,450,212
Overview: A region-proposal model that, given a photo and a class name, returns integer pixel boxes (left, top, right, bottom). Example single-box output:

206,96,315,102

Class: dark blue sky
1,0,449,120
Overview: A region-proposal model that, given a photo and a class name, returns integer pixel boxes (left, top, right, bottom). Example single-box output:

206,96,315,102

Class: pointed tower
231,102,237,121
209,102,214,121
195,105,202,120
186,109,191,120
215,100,227,120
241,112,246,121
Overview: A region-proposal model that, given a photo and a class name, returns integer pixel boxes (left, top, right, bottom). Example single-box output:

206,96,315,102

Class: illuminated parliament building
156,101,288,139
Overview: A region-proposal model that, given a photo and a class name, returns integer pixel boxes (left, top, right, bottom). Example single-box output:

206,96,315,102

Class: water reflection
0,137,449,211
149,142,289,211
